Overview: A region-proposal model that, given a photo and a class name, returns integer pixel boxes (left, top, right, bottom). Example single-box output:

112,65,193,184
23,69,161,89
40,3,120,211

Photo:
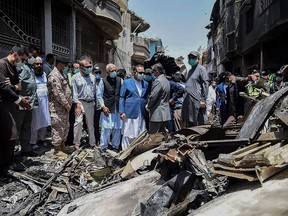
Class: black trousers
66,103,76,145
16,109,33,153
0,101,17,168
94,109,101,145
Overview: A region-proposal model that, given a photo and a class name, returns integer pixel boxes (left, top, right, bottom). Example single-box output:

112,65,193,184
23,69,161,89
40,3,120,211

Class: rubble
0,88,288,215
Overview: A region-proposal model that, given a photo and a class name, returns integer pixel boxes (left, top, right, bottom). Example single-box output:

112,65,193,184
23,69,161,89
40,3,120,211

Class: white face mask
28,57,36,65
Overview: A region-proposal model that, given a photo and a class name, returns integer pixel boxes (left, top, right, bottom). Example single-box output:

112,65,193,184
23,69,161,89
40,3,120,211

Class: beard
34,68,44,76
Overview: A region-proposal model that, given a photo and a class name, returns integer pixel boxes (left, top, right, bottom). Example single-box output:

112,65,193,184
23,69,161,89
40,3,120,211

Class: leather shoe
10,163,25,172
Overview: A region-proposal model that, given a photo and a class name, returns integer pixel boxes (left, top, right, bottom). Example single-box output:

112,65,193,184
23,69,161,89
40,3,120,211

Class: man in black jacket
0,45,31,173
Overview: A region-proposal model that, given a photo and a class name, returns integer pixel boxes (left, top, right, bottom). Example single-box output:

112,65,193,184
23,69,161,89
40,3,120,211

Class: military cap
56,56,70,64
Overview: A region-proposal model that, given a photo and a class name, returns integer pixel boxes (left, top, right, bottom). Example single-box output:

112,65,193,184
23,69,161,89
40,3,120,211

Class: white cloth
30,127,47,144
206,85,216,117
31,73,51,131
100,128,121,150
121,113,146,150
121,80,145,150
100,112,122,129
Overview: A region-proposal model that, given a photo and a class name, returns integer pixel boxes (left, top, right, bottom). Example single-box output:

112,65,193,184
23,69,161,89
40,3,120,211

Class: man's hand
5,78,11,85
169,98,175,105
75,104,82,117
248,74,257,81
120,113,126,121
14,83,21,91
102,106,110,117
199,101,206,109
18,96,31,110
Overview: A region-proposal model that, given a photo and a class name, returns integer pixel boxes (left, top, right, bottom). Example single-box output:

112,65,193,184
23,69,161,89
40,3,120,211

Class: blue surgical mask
63,66,69,75
152,73,157,80
138,74,145,81
85,67,92,75
109,71,117,78
95,73,101,79
73,69,80,75
188,59,197,66
144,75,152,82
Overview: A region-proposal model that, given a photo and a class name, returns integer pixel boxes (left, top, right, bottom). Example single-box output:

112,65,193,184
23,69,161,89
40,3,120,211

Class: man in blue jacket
119,65,148,150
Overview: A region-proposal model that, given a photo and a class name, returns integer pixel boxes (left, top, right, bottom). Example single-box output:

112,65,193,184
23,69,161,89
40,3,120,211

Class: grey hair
106,63,116,72
35,56,42,62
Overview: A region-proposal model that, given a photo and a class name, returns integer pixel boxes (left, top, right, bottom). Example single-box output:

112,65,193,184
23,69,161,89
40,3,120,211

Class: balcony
131,36,150,63
129,10,150,34
78,0,123,39
113,0,128,10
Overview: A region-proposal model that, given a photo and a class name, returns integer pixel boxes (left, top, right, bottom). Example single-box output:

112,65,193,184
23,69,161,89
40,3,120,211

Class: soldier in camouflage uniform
47,56,74,158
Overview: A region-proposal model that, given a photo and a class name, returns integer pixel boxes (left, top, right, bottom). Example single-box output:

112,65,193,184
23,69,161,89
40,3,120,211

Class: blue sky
129,0,215,60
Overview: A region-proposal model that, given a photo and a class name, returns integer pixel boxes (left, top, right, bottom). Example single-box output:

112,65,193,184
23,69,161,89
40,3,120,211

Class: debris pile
0,88,288,215
210,141,288,183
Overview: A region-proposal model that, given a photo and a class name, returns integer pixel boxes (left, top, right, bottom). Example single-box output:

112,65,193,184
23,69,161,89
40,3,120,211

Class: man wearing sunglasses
119,64,148,150
47,56,73,158
72,58,96,149
147,63,171,135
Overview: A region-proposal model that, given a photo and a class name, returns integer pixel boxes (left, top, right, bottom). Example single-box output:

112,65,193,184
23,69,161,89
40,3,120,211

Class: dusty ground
191,168,288,216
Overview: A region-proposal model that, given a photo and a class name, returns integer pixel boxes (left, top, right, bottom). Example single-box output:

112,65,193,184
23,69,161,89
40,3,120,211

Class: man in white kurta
97,64,122,151
119,65,148,150
30,57,51,146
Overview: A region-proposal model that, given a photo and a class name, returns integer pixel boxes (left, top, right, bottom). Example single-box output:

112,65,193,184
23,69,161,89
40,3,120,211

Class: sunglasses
95,71,101,74
138,72,144,75
81,65,92,69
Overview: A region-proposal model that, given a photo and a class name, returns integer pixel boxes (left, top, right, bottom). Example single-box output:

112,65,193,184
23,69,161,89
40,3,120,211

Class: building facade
0,0,123,65
209,0,288,75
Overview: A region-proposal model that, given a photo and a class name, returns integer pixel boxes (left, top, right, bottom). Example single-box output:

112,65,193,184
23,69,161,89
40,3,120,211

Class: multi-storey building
209,0,288,75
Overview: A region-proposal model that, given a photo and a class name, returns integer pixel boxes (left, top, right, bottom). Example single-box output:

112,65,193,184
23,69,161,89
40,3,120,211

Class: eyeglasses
95,71,101,74
138,72,144,75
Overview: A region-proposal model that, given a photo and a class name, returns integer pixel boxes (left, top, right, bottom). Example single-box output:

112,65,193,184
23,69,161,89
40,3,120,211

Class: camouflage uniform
47,67,72,146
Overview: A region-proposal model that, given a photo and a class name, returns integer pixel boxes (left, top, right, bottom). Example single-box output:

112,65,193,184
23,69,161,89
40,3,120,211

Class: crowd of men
1,44,288,174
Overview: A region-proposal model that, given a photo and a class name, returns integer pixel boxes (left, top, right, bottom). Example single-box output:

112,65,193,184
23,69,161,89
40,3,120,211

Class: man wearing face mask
16,46,39,157
0,45,31,173
119,64,148,150
97,63,123,152
147,63,171,135
30,57,51,148
93,65,102,145
27,48,38,65
47,56,74,158
216,72,230,126
72,58,96,149
66,61,81,146
182,51,210,127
